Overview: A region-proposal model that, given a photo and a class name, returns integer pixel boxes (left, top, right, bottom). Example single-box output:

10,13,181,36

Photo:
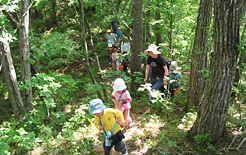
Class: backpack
166,61,171,70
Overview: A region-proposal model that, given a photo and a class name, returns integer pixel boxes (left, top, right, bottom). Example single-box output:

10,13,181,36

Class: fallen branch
236,137,246,150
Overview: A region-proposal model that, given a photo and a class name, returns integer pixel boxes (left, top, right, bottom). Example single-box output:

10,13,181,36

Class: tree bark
155,2,162,46
19,0,33,111
0,26,27,122
188,0,246,143
187,0,212,111
130,0,143,93
167,0,173,59
116,0,122,12
232,19,246,98
145,1,151,48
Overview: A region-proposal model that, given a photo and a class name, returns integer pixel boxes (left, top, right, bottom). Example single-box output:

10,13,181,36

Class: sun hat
113,78,127,91
107,29,111,33
144,44,160,55
89,99,106,114
169,61,178,71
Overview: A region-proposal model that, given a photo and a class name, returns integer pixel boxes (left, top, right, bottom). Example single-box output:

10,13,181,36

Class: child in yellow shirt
89,99,128,155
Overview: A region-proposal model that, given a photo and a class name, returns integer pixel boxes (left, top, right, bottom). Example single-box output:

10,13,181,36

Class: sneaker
122,151,128,155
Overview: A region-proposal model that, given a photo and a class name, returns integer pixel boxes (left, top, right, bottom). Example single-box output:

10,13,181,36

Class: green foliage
0,141,11,155
32,73,61,108
30,31,82,71
193,133,215,152
0,121,39,154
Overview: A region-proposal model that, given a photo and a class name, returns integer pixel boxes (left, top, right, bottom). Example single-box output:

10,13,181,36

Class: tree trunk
187,0,212,111
188,0,246,143
155,2,162,46
0,26,27,122
78,0,104,99
130,0,143,93
146,1,151,49
19,0,33,111
52,0,57,25
116,0,122,12
167,0,173,59
232,20,246,98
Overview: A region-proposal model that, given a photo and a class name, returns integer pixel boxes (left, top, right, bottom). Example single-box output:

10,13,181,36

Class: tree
167,0,174,59
130,0,143,93
187,0,212,111
19,0,33,111
0,26,27,122
188,0,246,143
155,1,162,46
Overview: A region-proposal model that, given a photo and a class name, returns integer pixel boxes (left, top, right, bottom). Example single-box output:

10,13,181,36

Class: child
112,48,118,69
112,78,132,128
89,99,128,155
167,61,183,98
106,29,116,64
116,53,122,75
116,27,123,46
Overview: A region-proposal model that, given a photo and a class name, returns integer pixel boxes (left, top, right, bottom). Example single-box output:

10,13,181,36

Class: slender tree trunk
52,0,57,25
0,26,27,122
188,0,246,143
187,0,212,111
116,0,122,12
130,0,143,93
78,0,104,99
121,0,130,13
84,14,109,101
146,1,151,48
167,0,173,59
19,0,33,111
155,2,162,46
232,21,246,98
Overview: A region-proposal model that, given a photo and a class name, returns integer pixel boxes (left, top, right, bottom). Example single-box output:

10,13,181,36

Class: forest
0,0,246,154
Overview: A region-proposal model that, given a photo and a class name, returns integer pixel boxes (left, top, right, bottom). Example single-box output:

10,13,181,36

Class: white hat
113,78,127,91
108,44,112,47
169,61,178,71
144,44,161,55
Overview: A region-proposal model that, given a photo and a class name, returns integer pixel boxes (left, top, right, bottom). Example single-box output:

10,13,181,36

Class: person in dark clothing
111,18,119,34
144,44,169,107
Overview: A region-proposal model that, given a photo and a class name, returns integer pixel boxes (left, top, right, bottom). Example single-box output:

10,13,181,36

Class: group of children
106,18,130,75
89,61,184,155
89,78,132,155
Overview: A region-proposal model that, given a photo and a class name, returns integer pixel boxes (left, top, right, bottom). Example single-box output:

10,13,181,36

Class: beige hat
169,61,178,71
144,44,161,55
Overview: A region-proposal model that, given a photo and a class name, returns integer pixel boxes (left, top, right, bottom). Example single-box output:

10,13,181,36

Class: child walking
112,78,132,128
112,48,118,70
167,61,183,98
89,99,128,155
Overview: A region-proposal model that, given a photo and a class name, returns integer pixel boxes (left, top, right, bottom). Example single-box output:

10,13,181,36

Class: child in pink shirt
111,78,132,127
112,48,118,69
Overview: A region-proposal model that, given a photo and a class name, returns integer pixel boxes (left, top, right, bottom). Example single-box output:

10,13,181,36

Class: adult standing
144,44,169,106
111,18,119,34
121,37,131,75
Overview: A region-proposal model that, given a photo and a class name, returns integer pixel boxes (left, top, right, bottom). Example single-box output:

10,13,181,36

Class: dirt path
91,110,165,155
